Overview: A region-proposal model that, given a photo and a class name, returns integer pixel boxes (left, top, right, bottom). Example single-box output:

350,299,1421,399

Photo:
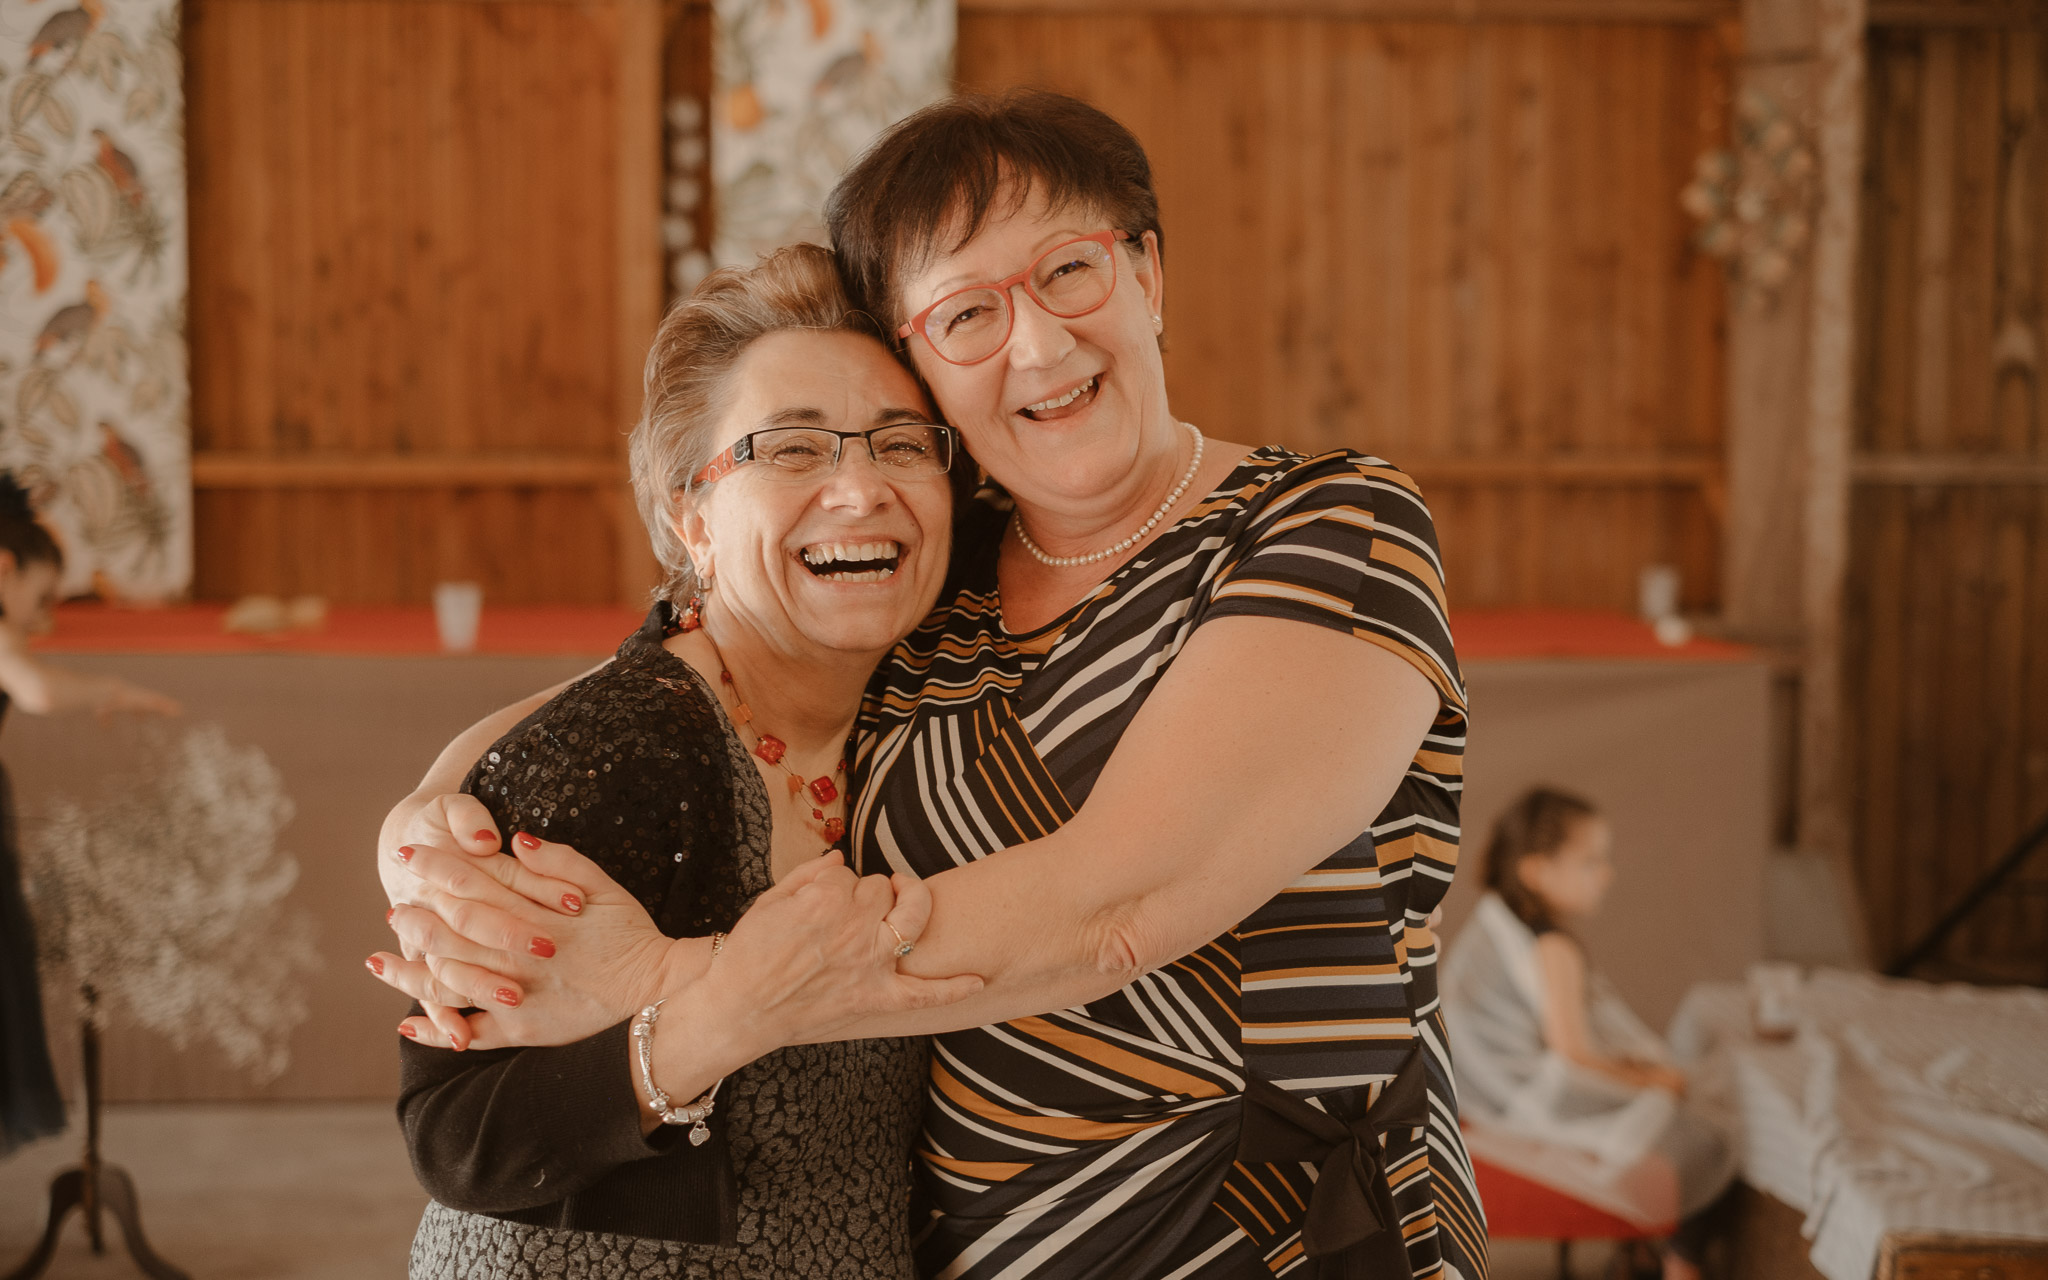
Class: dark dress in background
0,692,68,1154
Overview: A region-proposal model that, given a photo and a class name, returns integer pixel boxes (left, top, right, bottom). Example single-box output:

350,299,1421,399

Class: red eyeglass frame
897,229,1133,365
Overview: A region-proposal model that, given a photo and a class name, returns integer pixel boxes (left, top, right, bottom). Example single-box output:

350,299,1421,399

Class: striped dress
852,447,1489,1280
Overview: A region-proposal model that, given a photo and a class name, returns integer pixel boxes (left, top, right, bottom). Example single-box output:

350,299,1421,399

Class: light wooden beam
1852,454,2048,484
1401,456,1724,484
1798,0,1869,879
192,454,625,488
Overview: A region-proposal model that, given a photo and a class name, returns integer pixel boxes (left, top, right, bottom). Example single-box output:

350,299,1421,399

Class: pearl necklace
1014,422,1204,568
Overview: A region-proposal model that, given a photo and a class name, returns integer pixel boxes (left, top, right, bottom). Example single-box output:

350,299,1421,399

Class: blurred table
1671,973,2048,1280
16,604,636,1103
17,605,1768,1101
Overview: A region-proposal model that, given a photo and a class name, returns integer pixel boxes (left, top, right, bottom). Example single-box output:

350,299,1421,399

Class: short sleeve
1202,453,1466,921
1203,454,1464,713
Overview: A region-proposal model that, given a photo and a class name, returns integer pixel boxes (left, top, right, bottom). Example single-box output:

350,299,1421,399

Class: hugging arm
388,467,1460,1049
390,694,734,1209
836,614,1443,1037
843,465,1462,1036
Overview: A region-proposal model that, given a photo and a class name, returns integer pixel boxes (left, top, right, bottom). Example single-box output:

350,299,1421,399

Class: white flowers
25,723,317,1082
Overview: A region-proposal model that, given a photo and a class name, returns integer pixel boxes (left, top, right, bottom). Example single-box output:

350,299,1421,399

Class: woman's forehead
727,329,930,423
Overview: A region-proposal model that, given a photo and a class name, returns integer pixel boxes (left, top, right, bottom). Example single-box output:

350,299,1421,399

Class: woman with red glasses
379,92,1482,1280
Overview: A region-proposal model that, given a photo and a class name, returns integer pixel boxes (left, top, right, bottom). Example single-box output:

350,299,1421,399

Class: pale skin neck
1006,408,1189,556
998,420,1254,632
665,602,875,761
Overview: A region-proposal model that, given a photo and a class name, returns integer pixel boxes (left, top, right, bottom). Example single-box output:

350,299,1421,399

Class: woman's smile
796,538,903,582
1017,372,1102,422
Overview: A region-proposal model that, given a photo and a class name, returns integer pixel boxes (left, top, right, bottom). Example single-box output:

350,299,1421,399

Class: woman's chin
789,580,927,653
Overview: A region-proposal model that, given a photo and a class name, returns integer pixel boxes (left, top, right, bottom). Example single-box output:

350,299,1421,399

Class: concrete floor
0,1103,423,1279
0,1104,1612,1279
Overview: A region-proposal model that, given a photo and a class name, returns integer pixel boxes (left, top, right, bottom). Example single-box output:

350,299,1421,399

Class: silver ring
884,922,914,958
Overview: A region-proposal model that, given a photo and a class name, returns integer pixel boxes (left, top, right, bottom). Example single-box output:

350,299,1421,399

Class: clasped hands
369,792,980,1054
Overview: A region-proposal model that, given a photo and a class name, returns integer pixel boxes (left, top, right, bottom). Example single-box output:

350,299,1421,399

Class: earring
1152,314,1164,335
678,595,704,632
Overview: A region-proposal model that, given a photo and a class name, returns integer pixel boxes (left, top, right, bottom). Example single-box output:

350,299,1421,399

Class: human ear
1132,230,1165,329
673,490,715,586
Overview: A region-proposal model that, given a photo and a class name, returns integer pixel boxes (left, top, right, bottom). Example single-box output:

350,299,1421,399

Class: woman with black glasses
383,243,981,1280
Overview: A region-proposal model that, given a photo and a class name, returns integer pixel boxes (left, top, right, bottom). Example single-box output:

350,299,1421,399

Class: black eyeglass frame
691,422,957,488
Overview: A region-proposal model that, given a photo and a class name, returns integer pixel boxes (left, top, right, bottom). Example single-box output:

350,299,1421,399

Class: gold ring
884,922,914,958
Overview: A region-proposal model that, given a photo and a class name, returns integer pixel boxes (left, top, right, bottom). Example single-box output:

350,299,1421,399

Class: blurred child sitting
1443,787,1736,1280
0,478,179,1155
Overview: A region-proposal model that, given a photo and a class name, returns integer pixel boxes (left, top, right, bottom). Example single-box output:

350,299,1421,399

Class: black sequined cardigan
396,604,756,1245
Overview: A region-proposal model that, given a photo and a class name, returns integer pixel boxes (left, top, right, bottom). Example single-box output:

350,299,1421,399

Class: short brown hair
629,243,885,605
1482,787,1600,935
826,89,1162,329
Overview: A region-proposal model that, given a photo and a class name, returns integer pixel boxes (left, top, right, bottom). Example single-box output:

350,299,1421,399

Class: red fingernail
397,1023,417,1038
386,907,397,925
515,832,542,851
494,988,521,1007
528,937,556,959
474,830,496,844
365,955,384,976
561,893,583,914
396,845,415,863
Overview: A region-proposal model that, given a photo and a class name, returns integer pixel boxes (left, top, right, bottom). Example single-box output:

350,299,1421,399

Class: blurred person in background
1443,787,1738,1280
0,474,179,1156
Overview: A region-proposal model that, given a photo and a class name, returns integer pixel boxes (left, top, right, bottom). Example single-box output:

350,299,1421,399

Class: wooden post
1721,0,1818,648
615,0,667,608
1798,0,1868,877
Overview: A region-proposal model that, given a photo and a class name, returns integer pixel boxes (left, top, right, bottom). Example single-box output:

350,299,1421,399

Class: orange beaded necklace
680,596,846,847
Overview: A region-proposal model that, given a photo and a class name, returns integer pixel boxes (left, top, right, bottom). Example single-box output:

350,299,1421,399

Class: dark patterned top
853,450,1489,1279
400,605,927,1277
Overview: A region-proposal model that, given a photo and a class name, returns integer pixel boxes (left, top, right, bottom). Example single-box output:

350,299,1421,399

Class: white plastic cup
1748,961,1802,1040
433,581,484,653
1638,564,1681,622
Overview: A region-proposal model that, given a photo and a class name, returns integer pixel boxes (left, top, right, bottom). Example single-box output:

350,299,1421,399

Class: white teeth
817,568,896,583
800,540,902,566
1024,376,1096,415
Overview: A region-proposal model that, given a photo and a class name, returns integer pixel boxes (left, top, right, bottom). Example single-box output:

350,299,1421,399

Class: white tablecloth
1669,971,2048,1280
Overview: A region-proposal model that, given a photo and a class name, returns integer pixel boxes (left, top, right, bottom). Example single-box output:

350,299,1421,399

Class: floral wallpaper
712,0,953,268
0,0,187,599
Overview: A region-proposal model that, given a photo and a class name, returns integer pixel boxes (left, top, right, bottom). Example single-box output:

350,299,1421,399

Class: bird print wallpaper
712,0,952,268
0,0,188,600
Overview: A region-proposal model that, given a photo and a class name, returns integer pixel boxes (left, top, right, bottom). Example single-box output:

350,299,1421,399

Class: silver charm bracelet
632,998,723,1146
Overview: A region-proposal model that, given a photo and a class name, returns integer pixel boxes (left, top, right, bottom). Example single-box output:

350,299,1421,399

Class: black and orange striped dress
852,448,1489,1280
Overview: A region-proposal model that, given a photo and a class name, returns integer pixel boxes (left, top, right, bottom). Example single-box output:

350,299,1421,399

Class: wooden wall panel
957,15,1732,609
1847,23,2048,976
186,0,656,605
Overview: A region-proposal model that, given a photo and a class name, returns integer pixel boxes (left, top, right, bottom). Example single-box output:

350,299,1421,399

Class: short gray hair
629,243,886,606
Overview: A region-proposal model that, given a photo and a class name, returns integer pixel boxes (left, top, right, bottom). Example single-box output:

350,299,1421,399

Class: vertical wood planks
956,14,1731,610
186,0,656,604
1850,19,2048,974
